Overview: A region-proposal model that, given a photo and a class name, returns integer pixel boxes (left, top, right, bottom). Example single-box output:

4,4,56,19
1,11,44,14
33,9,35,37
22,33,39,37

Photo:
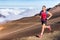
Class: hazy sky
0,0,60,8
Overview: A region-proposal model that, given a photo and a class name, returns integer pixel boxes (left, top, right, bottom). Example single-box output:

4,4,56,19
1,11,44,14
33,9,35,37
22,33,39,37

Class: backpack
40,10,48,20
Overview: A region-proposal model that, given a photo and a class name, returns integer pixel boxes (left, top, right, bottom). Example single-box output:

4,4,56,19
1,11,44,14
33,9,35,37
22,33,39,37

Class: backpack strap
39,10,43,16
46,11,48,14
39,10,48,16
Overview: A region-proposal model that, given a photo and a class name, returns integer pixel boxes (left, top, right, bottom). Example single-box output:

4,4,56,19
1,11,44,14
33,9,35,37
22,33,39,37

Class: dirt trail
0,17,60,40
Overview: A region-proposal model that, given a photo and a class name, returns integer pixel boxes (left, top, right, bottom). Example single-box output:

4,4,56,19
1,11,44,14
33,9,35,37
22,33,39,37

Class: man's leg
43,20,51,31
46,25,51,31
39,24,46,38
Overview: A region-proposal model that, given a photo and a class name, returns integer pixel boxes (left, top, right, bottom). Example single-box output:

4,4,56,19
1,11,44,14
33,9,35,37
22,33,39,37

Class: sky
0,0,60,8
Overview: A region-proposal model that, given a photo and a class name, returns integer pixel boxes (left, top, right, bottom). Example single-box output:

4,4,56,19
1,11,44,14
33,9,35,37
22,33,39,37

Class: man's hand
47,18,50,20
40,16,41,18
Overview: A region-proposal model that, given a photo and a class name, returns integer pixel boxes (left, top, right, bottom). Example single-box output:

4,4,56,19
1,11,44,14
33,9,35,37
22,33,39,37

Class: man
37,5,52,38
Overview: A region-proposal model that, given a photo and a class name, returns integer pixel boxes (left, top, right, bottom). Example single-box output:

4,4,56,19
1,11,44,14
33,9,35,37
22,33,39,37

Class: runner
37,5,52,38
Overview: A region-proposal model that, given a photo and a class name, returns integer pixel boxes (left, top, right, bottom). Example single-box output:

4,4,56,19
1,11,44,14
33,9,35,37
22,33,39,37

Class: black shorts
41,19,47,25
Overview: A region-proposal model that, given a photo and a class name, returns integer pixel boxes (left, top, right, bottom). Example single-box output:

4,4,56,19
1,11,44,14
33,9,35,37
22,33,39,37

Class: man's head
42,5,46,11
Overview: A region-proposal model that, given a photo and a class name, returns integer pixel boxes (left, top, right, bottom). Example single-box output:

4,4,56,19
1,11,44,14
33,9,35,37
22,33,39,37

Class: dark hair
42,5,46,8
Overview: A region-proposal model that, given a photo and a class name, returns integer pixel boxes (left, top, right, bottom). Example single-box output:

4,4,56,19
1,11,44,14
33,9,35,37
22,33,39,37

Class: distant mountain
55,3,60,7
19,9,39,17
0,14,6,18
0,8,40,21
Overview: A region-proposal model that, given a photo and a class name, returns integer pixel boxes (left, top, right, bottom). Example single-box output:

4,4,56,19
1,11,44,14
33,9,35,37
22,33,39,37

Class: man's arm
47,12,52,20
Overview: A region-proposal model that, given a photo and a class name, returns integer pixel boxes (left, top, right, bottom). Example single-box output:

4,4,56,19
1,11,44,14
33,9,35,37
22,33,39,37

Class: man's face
42,7,46,11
